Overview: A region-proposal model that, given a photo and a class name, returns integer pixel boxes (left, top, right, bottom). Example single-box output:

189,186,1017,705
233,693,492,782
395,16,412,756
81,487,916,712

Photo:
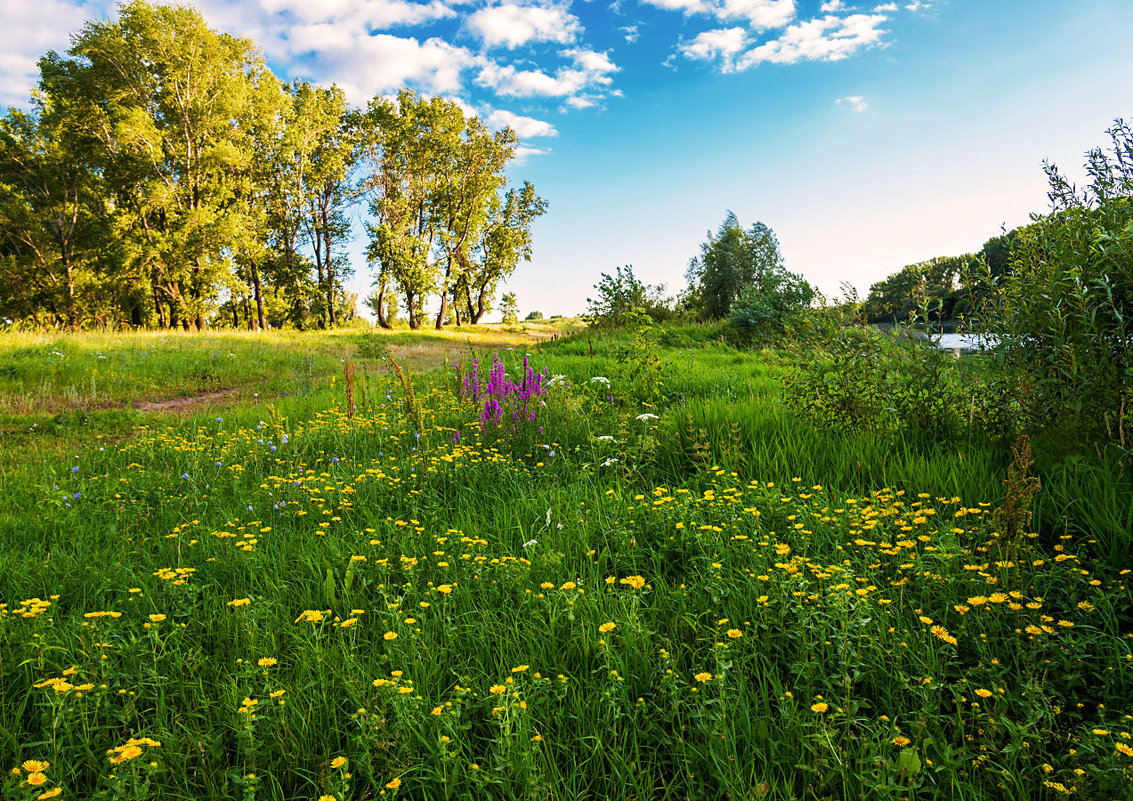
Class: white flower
595,435,617,443
546,374,567,387
522,539,538,548
635,413,659,421
600,458,619,467
589,376,610,385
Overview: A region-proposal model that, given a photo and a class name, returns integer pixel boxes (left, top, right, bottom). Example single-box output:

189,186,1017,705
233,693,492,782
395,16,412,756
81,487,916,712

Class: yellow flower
228,598,251,607
26,772,48,787
386,777,402,789
257,658,278,667
693,672,712,682
726,629,743,639
270,690,285,698
396,687,413,694
148,614,167,623
318,795,336,801
295,610,324,623
432,706,443,716
560,581,576,590
437,585,453,594
331,756,347,769
598,622,616,633
975,688,993,698
811,702,829,713
619,575,646,589
109,745,144,764
892,735,911,746
22,761,49,773
340,618,358,628
489,684,507,695
511,665,529,673
38,789,63,800
383,631,398,641
1117,742,1133,758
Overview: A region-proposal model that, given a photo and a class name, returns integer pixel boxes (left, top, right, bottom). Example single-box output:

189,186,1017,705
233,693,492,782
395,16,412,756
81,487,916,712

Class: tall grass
1,327,1131,800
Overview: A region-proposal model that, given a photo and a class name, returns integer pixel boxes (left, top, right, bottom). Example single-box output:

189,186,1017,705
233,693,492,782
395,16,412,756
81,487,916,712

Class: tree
360,90,543,329
687,213,803,319
41,0,273,329
499,291,519,324
585,265,673,328
0,101,110,328
975,118,1133,446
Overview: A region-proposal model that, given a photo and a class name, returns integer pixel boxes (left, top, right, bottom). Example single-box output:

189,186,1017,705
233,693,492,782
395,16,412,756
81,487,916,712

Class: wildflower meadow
1,327,1131,800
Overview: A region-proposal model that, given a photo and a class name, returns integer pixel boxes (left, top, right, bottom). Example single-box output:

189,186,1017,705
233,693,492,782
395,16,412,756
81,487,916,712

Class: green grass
1,326,1131,800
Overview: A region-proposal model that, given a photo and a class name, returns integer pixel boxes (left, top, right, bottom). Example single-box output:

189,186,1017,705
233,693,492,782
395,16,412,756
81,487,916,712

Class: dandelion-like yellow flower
1117,742,1133,758
489,684,506,695
318,795,336,801
726,629,743,639
560,582,576,590
38,788,62,800
257,658,277,667
228,598,251,607
148,614,167,623
811,702,829,713
295,610,324,623
619,575,645,589
693,672,712,683
598,622,616,633
512,665,529,673
26,772,48,786
892,735,911,746
22,761,49,773
437,585,453,594
330,756,347,769
974,688,993,698
383,631,398,641
396,687,413,695
386,777,402,789
340,618,358,628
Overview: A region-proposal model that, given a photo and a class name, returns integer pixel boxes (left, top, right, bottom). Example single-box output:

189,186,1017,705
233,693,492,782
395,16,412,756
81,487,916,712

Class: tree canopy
0,1,543,330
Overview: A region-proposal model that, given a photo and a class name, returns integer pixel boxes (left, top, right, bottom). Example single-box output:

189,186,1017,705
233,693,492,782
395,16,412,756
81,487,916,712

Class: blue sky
3,0,1133,318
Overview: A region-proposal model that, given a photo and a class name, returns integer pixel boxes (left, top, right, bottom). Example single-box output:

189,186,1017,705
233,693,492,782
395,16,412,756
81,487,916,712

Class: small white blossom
589,376,610,385
600,458,619,467
636,413,659,421
595,435,617,443
522,539,539,548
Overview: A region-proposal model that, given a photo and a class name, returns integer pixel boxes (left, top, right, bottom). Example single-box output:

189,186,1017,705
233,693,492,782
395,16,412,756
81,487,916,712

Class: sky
3,0,1133,319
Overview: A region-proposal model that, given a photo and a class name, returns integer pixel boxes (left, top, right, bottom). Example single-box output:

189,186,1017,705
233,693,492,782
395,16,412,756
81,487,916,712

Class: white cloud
620,24,640,43
819,0,844,10
734,13,888,69
257,0,455,28
477,47,618,99
678,27,749,68
836,94,867,111
465,2,581,49
513,144,550,163
873,2,897,10
637,0,795,30
313,34,476,103
0,0,116,106
484,108,558,137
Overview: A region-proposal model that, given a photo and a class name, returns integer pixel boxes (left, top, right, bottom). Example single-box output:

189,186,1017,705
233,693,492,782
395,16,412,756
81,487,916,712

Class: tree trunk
376,280,392,330
324,218,337,328
406,289,419,329
250,259,265,331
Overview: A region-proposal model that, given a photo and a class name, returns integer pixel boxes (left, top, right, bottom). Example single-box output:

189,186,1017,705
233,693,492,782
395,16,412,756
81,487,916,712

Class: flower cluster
462,355,547,429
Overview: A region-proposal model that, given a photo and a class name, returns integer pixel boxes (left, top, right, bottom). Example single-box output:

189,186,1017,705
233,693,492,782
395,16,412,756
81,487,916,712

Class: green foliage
974,118,1133,447
687,213,809,321
726,273,815,345
784,324,1020,444
524,311,544,321
499,291,519,325
585,265,674,329
861,255,971,324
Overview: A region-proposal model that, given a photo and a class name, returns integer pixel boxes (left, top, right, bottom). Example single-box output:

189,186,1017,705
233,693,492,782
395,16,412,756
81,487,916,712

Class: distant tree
499,291,519,324
525,310,543,321
687,213,806,320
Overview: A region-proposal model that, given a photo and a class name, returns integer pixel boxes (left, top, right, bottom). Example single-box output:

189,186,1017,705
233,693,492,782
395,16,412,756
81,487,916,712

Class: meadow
1,325,1131,800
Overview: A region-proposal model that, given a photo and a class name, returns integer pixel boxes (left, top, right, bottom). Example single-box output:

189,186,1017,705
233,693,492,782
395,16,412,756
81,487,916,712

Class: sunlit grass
1,327,1130,800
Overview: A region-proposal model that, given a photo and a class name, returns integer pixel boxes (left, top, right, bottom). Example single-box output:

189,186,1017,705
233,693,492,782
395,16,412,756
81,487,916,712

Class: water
931,332,999,354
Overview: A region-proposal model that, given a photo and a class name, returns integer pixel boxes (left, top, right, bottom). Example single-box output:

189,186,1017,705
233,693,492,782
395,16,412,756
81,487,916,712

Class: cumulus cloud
836,94,867,111
873,2,898,9
733,13,888,69
620,24,640,43
477,47,617,98
819,0,844,10
464,2,581,49
678,27,749,67
638,0,795,30
484,108,559,137
0,0,116,106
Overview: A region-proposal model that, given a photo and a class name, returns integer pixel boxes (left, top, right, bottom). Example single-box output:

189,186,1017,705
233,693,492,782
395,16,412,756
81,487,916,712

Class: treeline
0,1,544,331
859,230,1020,324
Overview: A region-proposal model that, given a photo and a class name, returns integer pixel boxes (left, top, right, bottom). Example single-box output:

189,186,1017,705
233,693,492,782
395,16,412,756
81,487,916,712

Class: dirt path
133,388,240,413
